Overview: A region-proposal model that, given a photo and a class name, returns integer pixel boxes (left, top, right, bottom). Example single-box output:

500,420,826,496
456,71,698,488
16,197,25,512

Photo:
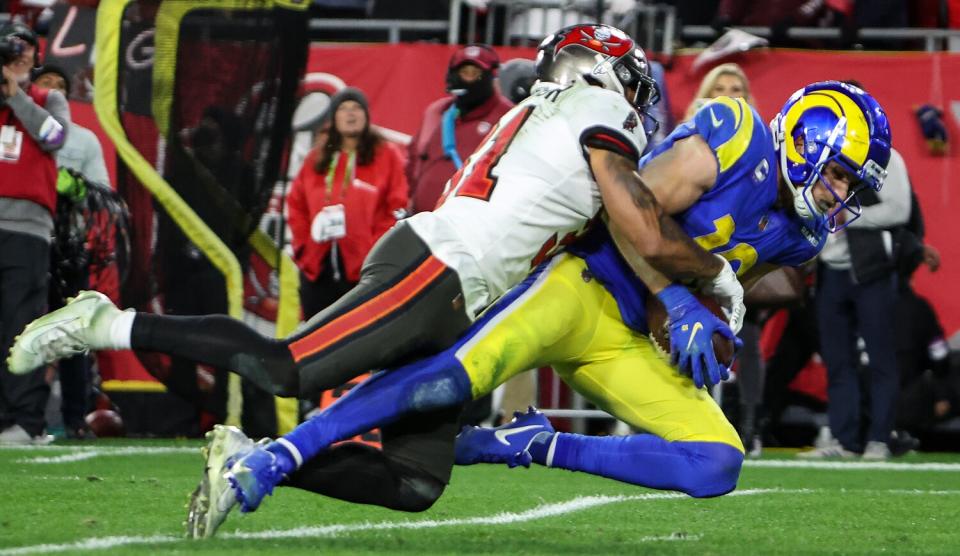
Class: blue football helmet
770,81,892,232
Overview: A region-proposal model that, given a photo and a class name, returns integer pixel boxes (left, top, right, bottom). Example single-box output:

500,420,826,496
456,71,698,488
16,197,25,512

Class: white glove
699,255,745,335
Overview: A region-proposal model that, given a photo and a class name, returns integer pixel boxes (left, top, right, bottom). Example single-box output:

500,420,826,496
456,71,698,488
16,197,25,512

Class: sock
530,433,744,498
527,431,559,465
280,348,473,467
106,310,135,350
266,438,302,476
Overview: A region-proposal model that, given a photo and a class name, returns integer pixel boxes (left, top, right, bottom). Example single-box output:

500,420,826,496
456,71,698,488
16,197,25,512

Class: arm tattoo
605,152,721,281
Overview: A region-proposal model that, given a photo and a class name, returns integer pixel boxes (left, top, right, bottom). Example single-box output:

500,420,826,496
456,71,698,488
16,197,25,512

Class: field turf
1,441,959,554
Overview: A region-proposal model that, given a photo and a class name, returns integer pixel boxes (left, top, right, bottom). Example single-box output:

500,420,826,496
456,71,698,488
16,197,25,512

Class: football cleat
186,425,255,539
7,290,125,375
796,441,858,460
455,406,554,468
224,443,286,514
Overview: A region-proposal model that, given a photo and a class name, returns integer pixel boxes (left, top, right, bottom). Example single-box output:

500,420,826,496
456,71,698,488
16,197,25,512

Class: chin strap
774,113,847,231
792,181,825,223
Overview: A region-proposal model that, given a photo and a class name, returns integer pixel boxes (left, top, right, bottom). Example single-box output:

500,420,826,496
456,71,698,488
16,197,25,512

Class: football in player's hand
646,294,736,366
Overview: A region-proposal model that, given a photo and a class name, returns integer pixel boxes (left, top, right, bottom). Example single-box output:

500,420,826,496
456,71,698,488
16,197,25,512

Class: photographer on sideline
0,22,70,445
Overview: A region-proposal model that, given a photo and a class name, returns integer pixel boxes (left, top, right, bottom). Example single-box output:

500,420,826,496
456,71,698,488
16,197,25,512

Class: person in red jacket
0,22,68,445
405,44,513,214
286,87,409,318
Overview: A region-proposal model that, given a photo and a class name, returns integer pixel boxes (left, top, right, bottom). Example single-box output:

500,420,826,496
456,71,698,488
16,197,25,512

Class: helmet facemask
773,104,889,234
772,82,893,235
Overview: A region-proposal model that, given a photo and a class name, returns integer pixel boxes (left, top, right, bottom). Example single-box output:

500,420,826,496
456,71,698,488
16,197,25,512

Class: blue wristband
655,284,695,313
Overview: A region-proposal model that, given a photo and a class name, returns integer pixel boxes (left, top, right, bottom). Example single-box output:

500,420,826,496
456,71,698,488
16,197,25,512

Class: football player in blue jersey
189,79,890,536
188,79,891,533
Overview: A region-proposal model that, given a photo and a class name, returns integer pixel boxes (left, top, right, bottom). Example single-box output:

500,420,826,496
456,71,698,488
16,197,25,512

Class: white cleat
6,290,124,375
186,425,255,539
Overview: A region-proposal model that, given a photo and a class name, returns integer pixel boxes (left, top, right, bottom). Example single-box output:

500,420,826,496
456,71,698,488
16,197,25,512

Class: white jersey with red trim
405,80,646,318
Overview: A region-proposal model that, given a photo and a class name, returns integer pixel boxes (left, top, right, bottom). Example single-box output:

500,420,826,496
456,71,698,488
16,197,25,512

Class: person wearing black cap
286,86,410,320
34,65,110,187
0,22,69,445
405,44,513,214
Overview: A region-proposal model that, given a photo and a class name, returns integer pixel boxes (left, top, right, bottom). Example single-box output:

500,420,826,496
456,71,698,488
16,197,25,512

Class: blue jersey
569,97,826,333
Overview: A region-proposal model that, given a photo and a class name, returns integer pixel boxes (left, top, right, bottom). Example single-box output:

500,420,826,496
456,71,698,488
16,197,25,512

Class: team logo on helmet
553,25,633,58
536,24,659,113
772,81,892,233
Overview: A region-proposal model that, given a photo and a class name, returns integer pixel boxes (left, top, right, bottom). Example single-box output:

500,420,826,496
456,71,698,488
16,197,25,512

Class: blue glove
656,284,741,389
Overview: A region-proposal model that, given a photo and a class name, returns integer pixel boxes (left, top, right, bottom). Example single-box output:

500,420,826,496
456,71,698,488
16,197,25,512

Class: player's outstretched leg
455,407,554,468
186,425,256,539
458,422,744,498
7,291,131,374
214,347,473,504
8,289,300,396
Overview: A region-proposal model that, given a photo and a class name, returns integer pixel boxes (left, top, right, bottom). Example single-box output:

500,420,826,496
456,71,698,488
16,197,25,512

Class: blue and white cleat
186,425,254,539
455,406,554,468
224,443,286,514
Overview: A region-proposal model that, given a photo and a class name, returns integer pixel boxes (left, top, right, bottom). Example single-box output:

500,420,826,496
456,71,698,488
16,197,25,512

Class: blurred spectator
498,58,537,105
712,0,846,46
800,143,912,460
34,65,109,186
33,64,109,439
286,87,409,319
667,0,723,25
894,269,955,443
406,44,512,214
0,22,68,444
758,281,821,446
854,0,908,29
683,63,754,121
887,164,950,446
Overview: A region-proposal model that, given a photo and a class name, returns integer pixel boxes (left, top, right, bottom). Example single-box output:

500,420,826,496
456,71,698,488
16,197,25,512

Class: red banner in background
307,44,960,337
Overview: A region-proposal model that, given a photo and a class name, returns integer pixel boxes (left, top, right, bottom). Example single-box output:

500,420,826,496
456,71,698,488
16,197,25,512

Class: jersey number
693,214,758,276
441,105,535,204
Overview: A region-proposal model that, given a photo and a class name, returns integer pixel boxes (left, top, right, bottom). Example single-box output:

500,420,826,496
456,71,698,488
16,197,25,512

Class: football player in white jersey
9,24,744,535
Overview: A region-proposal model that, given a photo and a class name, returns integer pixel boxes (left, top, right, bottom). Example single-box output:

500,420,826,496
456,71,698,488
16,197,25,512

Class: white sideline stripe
14,447,197,464
10,446,960,471
3,488,956,555
0,444,198,452
0,535,180,555
744,460,960,472
0,488,796,555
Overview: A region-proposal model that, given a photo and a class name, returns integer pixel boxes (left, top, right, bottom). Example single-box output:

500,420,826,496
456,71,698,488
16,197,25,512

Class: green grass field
1,441,959,554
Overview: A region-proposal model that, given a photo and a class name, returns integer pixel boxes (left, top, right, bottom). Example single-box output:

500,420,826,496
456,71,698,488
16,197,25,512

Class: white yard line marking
0,535,179,556
6,445,960,472
0,488,792,555
1,487,955,555
744,460,960,472
13,447,197,464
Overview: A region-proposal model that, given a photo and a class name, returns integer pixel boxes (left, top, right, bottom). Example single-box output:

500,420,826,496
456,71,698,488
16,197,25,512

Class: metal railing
683,25,960,53
303,4,960,53
448,0,676,55
307,17,449,43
